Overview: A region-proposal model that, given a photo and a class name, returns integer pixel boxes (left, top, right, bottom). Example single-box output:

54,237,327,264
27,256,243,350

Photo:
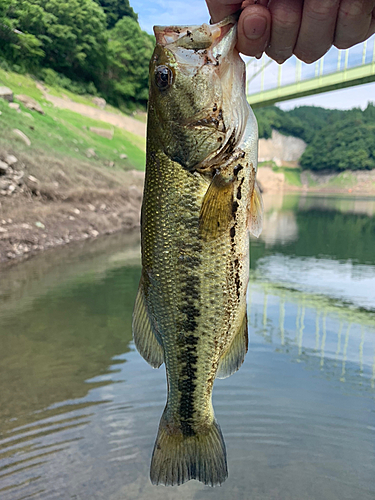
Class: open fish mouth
154,14,239,48
153,15,239,74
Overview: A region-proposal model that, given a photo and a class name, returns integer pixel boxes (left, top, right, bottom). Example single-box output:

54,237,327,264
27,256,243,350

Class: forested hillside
1,0,374,172
0,0,153,110
255,103,375,171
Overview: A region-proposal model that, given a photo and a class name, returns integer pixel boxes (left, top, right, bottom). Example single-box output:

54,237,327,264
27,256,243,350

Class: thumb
237,3,271,57
206,1,271,57
206,0,243,23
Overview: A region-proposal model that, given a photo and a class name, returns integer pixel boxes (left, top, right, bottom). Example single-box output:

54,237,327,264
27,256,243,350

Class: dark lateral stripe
176,194,203,436
178,263,201,435
178,333,199,436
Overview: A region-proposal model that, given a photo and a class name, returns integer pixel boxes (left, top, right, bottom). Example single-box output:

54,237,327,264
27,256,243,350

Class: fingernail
243,15,267,40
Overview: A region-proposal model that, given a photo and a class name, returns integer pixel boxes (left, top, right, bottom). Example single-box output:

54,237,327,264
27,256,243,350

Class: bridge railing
246,36,375,108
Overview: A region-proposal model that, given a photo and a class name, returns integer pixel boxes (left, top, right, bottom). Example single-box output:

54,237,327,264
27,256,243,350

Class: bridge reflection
248,280,375,390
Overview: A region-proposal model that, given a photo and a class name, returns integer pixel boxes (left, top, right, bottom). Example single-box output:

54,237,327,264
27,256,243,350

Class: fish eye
155,65,173,90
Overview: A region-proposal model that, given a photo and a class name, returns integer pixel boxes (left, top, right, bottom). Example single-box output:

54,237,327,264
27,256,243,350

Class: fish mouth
153,15,239,69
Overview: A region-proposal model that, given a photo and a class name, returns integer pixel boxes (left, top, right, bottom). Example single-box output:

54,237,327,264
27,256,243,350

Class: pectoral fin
132,277,164,368
248,182,263,238
216,313,248,379
199,172,234,241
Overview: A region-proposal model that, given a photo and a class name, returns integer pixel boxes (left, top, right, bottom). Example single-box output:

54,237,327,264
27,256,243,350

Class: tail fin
150,411,227,486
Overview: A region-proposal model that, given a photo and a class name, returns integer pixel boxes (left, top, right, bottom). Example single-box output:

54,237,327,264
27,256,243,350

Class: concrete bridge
247,36,375,108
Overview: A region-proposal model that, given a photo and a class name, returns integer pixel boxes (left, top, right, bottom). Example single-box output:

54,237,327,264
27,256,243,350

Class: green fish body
133,16,263,487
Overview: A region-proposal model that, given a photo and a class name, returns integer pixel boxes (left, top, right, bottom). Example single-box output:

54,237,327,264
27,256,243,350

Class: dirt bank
0,146,144,266
2,146,375,267
257,165,375,195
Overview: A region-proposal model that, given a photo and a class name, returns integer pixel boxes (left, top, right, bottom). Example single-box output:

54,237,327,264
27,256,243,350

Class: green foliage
0,0,153,108
5,0,108,82
104,16,154,108
94,0,137,28
0,0,12,35
300,106,375,171
254,105,304,139
40,68,98,95
256,103,375,172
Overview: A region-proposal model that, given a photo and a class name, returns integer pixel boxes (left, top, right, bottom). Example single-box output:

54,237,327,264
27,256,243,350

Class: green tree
0,0,44,67
94,0,137,28
5,0,107,81
300,117,375,171
254,105,304,140
104,16,153,108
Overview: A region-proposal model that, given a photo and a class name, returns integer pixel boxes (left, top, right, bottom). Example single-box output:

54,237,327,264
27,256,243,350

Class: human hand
206,0,375,63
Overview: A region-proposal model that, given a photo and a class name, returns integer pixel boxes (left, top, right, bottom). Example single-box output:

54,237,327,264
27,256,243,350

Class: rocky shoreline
2,149,375,267
0,149,144,266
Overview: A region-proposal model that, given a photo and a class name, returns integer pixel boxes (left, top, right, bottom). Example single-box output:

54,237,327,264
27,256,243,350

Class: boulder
5,154,18,166
0,160,9,175
89,126,113,140
85,148,97,158
9,102,20,111
92,97,106,109
0,86,13,102
16,94,44,114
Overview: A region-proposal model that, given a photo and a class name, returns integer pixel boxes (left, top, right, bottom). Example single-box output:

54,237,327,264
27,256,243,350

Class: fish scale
132,15,262,486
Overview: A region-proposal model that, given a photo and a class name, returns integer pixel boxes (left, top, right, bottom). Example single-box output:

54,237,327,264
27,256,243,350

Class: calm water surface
0,193,375,500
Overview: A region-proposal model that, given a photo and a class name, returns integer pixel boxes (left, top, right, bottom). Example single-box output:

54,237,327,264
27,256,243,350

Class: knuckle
271,5,301,30
306,0,340,20
339,0,367,19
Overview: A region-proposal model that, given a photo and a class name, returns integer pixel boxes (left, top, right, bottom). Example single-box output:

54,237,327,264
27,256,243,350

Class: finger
334,0,375,49
206,0,242,23
266,0,303,63
365,9,375,38
294,0,341,63
237,3,271,57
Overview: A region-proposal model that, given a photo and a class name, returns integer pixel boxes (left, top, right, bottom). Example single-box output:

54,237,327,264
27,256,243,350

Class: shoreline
2,178,375,268
0,143,144,267
1,151,375,268
0,186,143,267
257,164,375,196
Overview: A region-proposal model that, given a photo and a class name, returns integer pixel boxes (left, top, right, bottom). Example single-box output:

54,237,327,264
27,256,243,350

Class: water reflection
249,281,375,389
0,194,375,499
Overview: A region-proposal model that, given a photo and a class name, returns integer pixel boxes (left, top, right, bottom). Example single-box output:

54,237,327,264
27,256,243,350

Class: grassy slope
259,161,303,187
0,68,146,172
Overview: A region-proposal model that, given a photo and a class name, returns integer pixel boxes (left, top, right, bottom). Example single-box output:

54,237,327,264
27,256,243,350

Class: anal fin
216,313,248,379
132,276,164,368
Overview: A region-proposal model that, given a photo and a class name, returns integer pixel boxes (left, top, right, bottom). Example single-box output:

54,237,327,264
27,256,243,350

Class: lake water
1,193,375,500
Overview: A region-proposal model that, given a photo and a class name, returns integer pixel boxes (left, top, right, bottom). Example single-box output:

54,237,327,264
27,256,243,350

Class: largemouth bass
132,15,263,487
